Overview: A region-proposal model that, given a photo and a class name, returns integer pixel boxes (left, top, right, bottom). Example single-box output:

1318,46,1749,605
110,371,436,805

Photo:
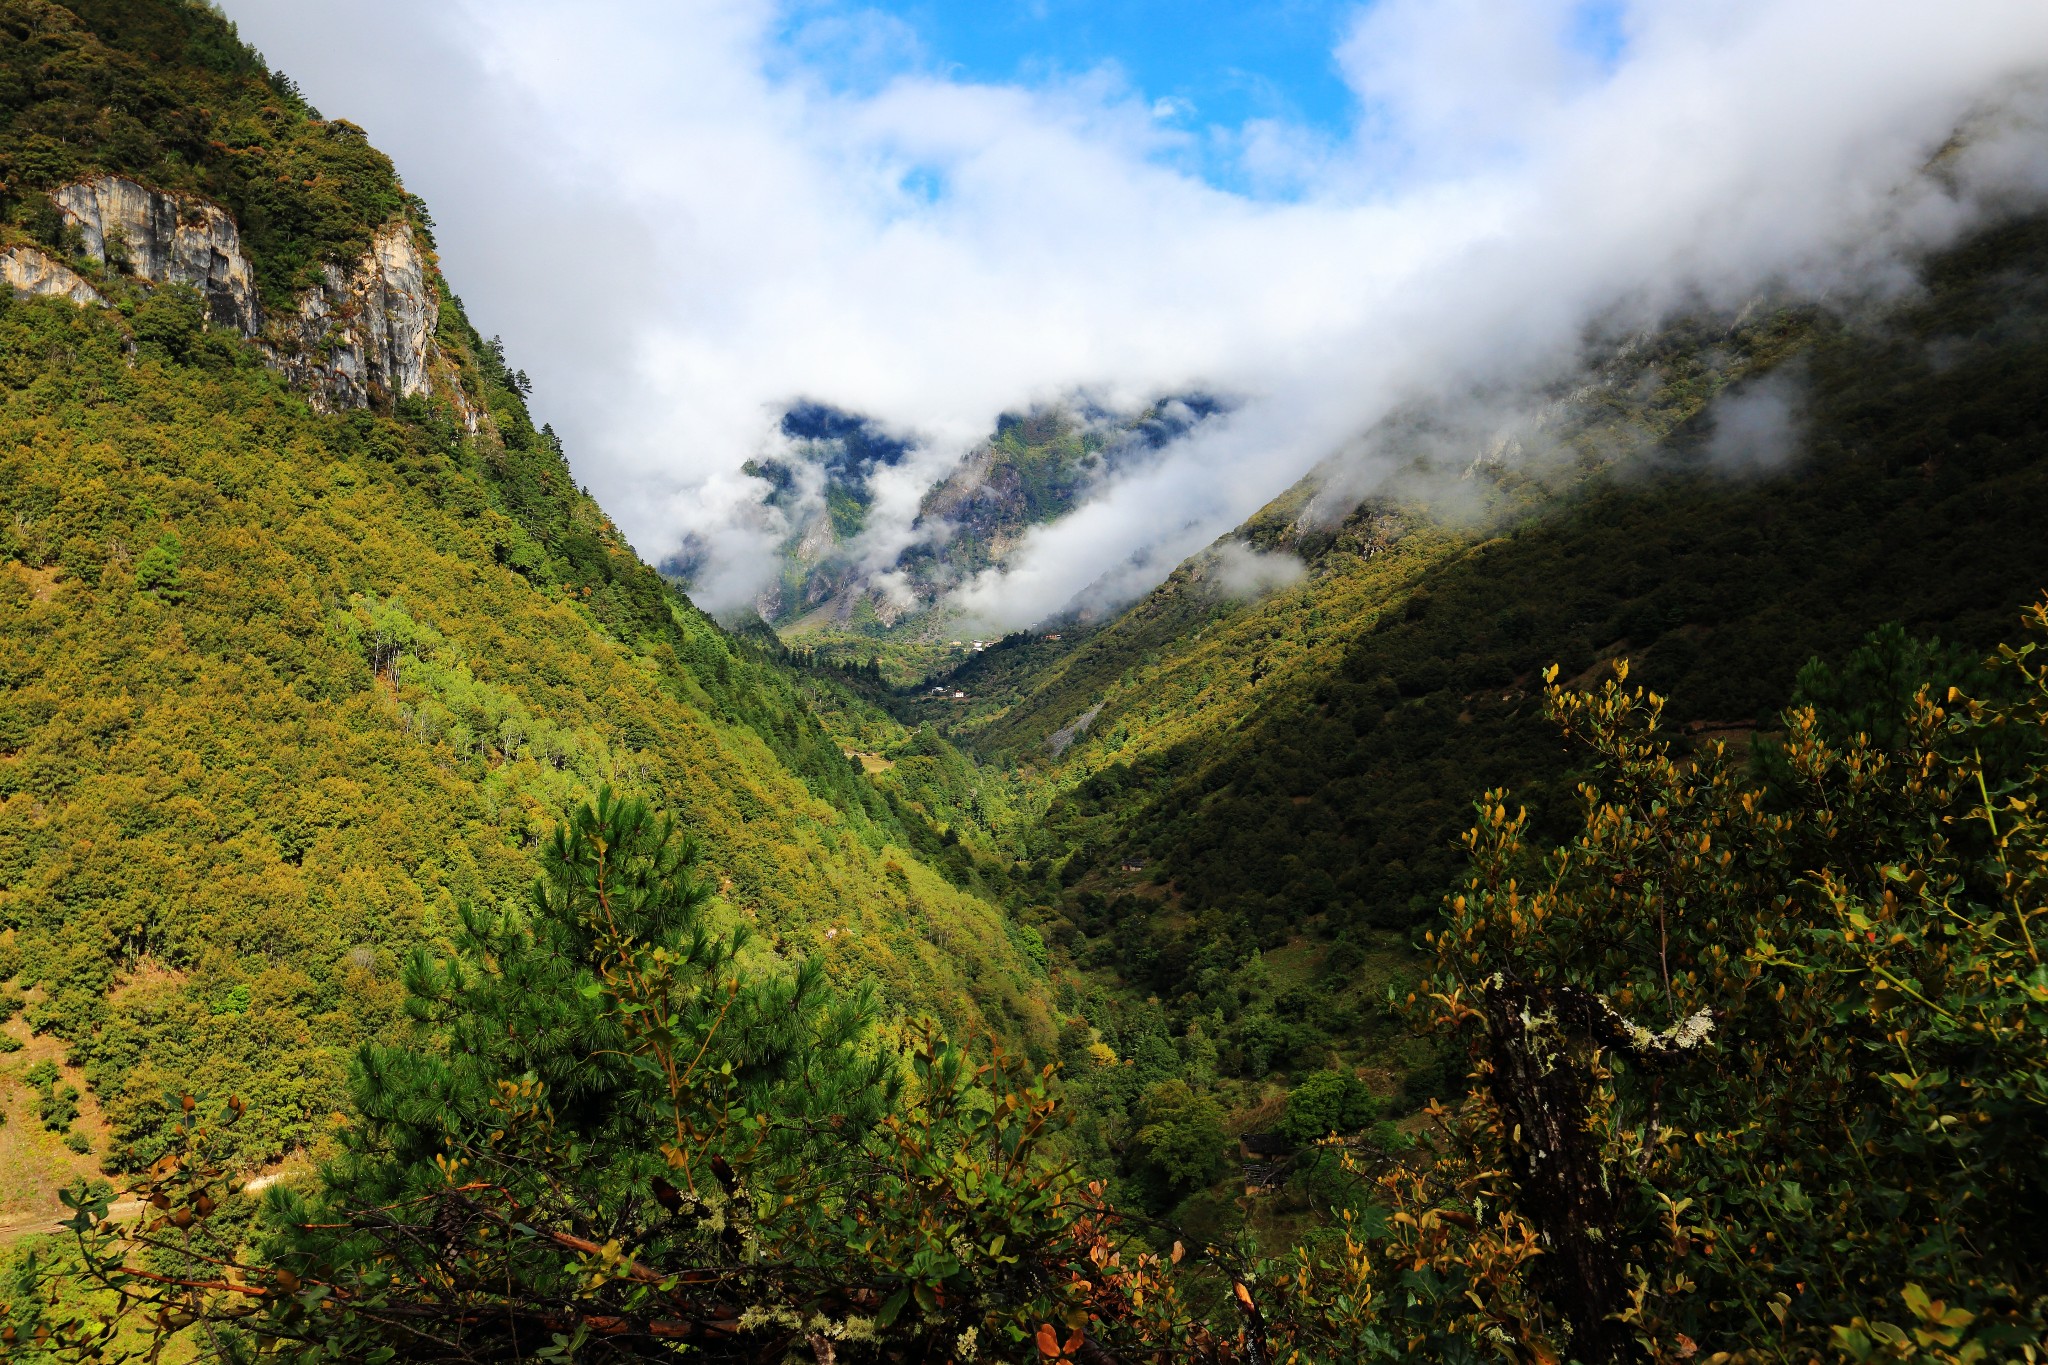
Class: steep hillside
901,212,2048,1168
0,0,1049,1204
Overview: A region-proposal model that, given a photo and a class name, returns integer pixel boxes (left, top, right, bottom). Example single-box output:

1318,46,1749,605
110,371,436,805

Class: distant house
1044,633,1062,641
1239,1132,1296,1194
953,691,966,699
1119,857,1145,873
1239,1132,1296,1159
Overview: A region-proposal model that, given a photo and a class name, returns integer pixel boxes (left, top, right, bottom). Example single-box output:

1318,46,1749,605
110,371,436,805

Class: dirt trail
0,1175,286,1246
0,1197,145,1244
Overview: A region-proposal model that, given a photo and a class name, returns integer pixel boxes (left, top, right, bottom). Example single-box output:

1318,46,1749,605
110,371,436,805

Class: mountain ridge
873,212,2048,1182
713,394,1230,677
0,0,1051,1214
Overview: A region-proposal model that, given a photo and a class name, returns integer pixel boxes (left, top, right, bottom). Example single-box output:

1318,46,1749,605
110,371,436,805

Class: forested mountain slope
0,0,1048,1205
0,4,2045,1358
912,210,2048,1113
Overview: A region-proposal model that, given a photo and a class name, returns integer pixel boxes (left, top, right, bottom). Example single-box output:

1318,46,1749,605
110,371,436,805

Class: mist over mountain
690,392,1235,642
219,0,2048,631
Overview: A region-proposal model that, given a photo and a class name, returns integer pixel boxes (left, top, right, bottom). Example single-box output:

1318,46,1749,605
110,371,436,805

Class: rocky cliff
52,176,262,334
264,220,440,413
747,399,1226,642
8,174,456,417
0,244,103,307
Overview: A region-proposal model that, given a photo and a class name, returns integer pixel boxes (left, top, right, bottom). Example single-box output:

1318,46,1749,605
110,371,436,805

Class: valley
784,209,2048,1242
2,1,2047,1360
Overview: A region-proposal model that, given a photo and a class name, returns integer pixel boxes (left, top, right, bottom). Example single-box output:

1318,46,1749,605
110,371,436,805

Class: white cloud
1704,369,1807,474
1205,542,1310,601
221,0,2048,623
1336,0,1606,174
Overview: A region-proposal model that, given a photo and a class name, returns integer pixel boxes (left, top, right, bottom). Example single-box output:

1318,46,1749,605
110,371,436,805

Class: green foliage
1373,611,2048,1364
128,528,181,601
124,285,202,362
37,1085,79,1132
26,1059,81,1132
16,796,1139,1364
0,253,1047,1177
1276,1069,1378,1145
5,6,2048,1360
0,0,406,308
1759,620,1990,774
824,480,867,539
13,619,2048,1365
870,213,2048,1218
1132,1078,1229,1205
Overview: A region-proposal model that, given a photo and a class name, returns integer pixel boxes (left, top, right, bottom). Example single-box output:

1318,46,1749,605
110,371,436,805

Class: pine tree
132,530,185,602
20,792,1133,1363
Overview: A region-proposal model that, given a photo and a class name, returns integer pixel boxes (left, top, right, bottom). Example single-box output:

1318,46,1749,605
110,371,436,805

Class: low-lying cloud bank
224,0,2048,627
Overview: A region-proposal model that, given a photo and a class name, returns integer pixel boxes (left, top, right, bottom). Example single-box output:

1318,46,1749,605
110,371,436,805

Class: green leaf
876,1288,911,1328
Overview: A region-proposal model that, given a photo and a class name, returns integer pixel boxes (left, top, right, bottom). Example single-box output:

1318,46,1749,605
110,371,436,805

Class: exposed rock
52,176,261,333
265,221,441,413
12,178,468,421
0,245,104,307
1046,701,1104,757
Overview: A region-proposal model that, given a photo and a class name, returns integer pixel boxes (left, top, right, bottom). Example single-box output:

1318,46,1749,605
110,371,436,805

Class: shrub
38,1083,81,1133
1275,1068,1378,1144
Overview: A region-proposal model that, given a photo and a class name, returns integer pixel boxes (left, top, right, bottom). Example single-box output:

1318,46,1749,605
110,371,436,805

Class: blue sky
851,0,1363,132
776,0,1634,193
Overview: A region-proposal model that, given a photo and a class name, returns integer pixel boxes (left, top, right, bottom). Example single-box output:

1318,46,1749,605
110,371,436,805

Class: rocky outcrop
5,176,464,420
265,221,440,413
0,245,104,307
52,176,261,334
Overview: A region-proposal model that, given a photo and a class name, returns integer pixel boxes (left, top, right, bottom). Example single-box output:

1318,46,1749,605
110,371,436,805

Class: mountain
0,0,1050,1214
3,3,2047,1359
886,209,2048,1220
711,394,1228,679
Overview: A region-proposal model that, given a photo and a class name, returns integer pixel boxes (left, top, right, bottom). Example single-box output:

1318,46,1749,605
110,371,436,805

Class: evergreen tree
132,529,184,602
19,793,1132,1364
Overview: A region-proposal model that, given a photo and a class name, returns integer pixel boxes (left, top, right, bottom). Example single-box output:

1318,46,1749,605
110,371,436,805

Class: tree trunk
1480,977,1647,1365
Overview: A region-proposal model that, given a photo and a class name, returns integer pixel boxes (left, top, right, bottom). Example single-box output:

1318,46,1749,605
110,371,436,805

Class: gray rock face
10,178,467,420
52,176,261,334
266,221,440,413
0,245,104,307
